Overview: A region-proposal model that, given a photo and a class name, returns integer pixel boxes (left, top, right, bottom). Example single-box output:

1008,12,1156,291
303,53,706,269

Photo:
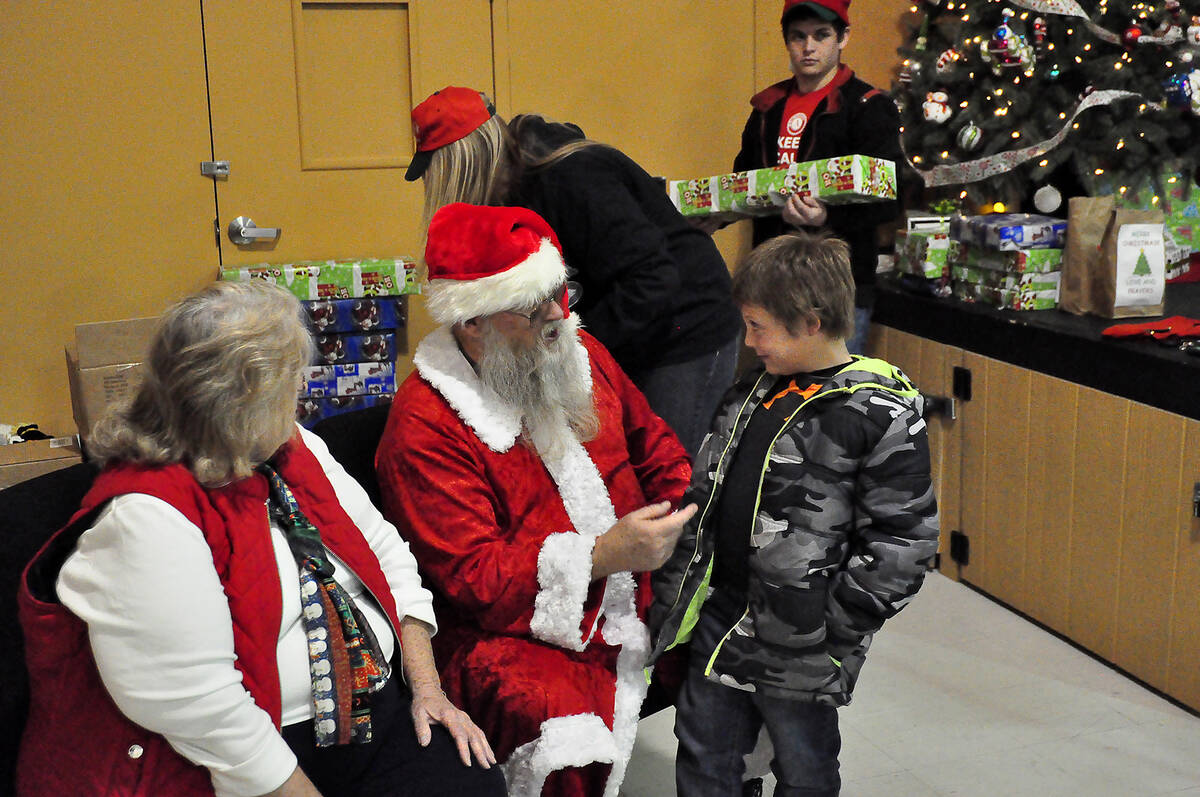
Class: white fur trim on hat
425,237,567,325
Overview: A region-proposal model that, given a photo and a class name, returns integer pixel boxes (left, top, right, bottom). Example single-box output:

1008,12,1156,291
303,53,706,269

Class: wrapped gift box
668,154,896,219
297,393,393,429
221,257,418,300
304,296,406,334
312,332,398,365
951,266,1061,293
895,230,951,279
952,280,1059,310
950,213,1067,250
949,240,1062,273
302,362,395,398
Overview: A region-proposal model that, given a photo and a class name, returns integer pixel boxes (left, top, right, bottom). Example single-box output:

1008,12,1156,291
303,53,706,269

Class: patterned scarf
259,463,391,746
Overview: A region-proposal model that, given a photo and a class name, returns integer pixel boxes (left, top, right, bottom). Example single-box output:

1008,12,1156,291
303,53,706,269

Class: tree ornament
1166,0,1182,21
957,122,983,151
980,12,1035,75
1164,72,1193,108
1188,17,1200,45
936,48,961,75
922,90,953,124
1033,185,1063,214
1033,17,1047,49
1188,70,1200,115
1124,24,1143,49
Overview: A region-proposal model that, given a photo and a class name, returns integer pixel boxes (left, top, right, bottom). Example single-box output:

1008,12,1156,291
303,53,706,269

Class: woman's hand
409,683,497,769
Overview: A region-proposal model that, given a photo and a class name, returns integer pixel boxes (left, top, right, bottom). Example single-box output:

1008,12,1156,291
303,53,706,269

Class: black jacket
734,67,902,308
510,119,741,377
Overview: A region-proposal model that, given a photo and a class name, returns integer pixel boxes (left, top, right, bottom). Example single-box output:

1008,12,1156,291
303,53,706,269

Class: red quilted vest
16,435,404,796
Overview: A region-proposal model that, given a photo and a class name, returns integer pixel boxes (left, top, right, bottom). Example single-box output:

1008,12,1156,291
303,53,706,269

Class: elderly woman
405,86,741,458
16,281,505,797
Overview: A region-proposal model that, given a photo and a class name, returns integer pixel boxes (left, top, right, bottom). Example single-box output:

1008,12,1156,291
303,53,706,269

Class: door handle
228,216,281,245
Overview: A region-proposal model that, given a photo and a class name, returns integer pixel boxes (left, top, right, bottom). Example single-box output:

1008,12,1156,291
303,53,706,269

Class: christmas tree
895,0,1200,214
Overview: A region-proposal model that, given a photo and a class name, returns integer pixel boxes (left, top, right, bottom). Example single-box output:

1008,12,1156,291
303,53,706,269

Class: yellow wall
0,1,910,439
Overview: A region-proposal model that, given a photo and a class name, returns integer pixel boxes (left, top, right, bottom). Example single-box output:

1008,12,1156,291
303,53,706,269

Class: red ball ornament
1123,25,1143,47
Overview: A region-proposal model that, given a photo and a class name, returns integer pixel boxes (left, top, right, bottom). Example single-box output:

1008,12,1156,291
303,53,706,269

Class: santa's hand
782,193,828,228
592,501,699,579
410,683,497,768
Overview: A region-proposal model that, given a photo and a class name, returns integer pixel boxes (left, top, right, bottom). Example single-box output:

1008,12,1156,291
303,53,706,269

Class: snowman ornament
922,90,953,124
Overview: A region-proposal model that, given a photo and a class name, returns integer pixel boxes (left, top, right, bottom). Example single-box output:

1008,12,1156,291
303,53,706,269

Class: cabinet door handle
922,394,957,421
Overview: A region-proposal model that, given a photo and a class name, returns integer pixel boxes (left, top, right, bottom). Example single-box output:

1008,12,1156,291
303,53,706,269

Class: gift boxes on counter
947,240,1062,310
668,154,896,221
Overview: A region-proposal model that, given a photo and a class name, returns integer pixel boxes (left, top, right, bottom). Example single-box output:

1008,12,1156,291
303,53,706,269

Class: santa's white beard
478,315,599,458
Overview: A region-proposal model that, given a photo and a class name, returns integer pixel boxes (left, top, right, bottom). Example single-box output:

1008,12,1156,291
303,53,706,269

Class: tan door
0,1,217,436
201,0,493,370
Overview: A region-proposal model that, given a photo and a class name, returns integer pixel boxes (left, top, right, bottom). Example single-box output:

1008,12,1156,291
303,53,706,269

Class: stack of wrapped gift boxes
947,214,1066,310
893,213,953,289
219,257,418,427
667,154,897,222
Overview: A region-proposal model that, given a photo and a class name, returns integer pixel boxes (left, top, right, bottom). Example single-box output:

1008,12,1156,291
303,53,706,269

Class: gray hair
87,280,314,486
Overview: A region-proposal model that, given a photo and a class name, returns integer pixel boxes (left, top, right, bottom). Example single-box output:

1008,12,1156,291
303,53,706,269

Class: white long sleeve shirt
56,426,436,797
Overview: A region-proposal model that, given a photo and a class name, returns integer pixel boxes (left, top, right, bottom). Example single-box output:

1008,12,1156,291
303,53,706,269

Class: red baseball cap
782,0,850,26
405,86,495,181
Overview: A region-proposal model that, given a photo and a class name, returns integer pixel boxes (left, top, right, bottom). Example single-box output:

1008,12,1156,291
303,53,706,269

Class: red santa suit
376,323,689,796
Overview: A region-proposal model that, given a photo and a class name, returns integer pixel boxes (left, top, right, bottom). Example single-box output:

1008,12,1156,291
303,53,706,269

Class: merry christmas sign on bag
1062,195,1165,318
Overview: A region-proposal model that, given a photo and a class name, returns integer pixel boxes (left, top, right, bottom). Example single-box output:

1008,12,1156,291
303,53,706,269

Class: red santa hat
423,203,568,325
782,0,850,26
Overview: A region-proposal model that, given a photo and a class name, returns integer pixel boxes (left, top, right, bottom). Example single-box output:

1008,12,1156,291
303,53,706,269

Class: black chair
308,403,393,510
0,462,97,797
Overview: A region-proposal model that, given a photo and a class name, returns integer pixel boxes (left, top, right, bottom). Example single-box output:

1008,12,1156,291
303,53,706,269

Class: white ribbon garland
1007,0,1183,46
913,89,1142,186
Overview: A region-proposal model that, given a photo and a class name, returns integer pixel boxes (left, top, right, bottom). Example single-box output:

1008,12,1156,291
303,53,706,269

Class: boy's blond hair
731,230,855,339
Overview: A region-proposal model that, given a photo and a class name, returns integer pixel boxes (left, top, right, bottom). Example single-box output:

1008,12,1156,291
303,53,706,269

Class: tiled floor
622,572,1200,796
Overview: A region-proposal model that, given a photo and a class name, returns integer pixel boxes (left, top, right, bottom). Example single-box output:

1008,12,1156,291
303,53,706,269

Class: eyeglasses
503,281,582,327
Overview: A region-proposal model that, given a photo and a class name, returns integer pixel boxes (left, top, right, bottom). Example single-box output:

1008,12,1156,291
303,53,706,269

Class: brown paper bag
1062,196,1165,318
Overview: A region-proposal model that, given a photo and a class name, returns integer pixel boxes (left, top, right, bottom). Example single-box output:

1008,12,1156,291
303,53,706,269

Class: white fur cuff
530,532,598,651
502,713,618,797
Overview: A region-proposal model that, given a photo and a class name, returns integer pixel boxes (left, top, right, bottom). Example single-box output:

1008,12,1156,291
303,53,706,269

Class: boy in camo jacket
647,231,939,796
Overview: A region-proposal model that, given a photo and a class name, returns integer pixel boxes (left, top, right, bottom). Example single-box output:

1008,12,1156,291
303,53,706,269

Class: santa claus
375,203,695,796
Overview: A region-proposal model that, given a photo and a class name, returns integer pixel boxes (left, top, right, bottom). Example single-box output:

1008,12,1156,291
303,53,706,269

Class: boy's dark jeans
673,609,841,797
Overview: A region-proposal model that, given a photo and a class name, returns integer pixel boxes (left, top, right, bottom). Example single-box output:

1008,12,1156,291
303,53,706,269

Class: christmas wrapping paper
221,257,419,300
896,229,952,279
951,265,1061,293
952,279,1059,310
668,155,896,219
303,296,407,334
949,240,1063,273
312,332,397,366
950,213,1068,250
302,361,396,398
297,392,393,429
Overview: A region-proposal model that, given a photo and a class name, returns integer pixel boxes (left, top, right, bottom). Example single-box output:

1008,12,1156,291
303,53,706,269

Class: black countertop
872,275,1200,421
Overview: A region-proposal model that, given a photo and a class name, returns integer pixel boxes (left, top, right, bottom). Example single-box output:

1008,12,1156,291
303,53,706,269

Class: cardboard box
65,317,156,440
0,436,83,490
668,155,896,219
221,257,418,300
950,213,1067,250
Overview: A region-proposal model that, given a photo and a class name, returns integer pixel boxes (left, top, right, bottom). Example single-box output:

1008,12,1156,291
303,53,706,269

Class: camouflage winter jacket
647,357,939,705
